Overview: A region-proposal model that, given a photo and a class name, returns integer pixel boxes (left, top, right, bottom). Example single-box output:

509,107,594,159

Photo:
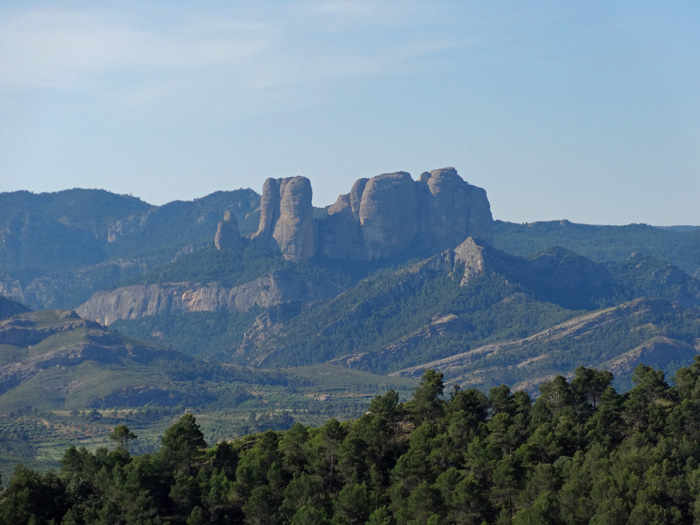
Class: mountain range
1,167,699,471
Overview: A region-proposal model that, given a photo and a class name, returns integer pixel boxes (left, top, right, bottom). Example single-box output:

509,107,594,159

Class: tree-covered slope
393,298,700,393
0,189,261,309
5,362,700,523
247,239,700,375
493,219,700,277
104,189,261,260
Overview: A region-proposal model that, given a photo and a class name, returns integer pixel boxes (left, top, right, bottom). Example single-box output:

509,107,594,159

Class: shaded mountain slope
0,189,261,309
494,219,700,277
0,296,30,321
0,190,151,294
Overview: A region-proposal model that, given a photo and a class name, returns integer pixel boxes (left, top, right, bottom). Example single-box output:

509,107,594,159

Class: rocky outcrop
321,178,368,259
416,167,493,250
322,167,493,260
359,172,419,259
249,168,492,262
253,177,317,261
215,210,241,250
76,269,342,325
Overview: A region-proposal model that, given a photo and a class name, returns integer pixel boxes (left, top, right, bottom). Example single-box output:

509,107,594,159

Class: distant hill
0,295,30,320
493,219,700,277
0,188,261,309
0,309,198,411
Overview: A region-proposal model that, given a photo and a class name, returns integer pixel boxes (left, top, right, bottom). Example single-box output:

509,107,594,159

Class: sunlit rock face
323,167,493,260
416,167,493,252
357,171,419,260
254,176,317,261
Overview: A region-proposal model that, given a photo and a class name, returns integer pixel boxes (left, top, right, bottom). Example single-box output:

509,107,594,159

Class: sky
1,1,699,225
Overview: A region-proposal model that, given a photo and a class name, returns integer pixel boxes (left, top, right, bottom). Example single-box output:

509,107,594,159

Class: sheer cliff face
359,172,419,259
76,269,342,325
253,168,493,262
254,177,317,262
323,167,493,260
417,167,493,249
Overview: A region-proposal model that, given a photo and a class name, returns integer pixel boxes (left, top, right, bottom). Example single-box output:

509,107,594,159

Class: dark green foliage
406,370,445,422
124,245,287,289
109,425,137,451
8,363,700,523
111,309,264,359
160,414,207,476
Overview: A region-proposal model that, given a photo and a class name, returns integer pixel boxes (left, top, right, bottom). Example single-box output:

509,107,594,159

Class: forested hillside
0,189,261,309
4,360,700,524
493,220,700,277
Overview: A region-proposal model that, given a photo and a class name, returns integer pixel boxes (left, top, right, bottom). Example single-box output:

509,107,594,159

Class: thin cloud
0,2,476,115
313,1,374,17
308,0,438,27
0,8,271,90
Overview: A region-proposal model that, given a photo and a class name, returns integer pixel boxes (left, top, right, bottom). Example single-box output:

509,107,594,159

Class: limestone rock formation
359,172,419,259
253,177,317,261
76,269,342,325
248,168,491,262
214,210,241,250
322,167,492,260
416,167,493,251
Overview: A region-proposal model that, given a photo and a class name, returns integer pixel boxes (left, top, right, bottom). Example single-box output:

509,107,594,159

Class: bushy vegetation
111,310,265,359
5,360,700,524
261,272,577,371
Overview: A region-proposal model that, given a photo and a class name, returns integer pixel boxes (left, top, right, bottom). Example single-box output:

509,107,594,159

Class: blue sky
1,1,699,225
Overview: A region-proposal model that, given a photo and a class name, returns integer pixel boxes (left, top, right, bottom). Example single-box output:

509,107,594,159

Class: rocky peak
416,167,493,251
249,168,493,262
358,172,419,259
253,176,317,262
323,167,493,260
